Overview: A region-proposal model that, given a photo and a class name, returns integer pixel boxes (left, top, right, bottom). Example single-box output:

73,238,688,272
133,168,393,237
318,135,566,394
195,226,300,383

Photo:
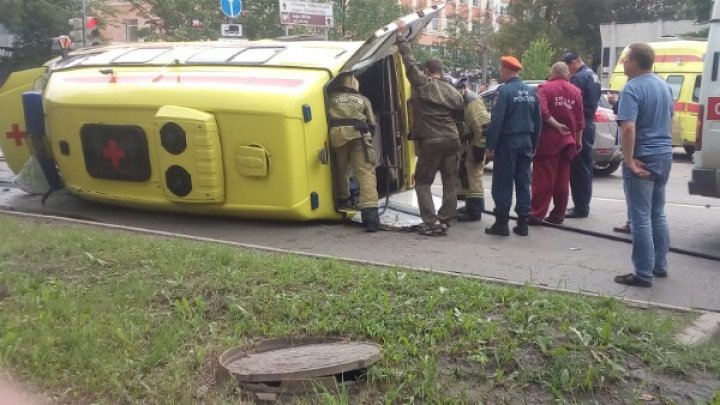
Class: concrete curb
676,313,720,347
2,208,719,347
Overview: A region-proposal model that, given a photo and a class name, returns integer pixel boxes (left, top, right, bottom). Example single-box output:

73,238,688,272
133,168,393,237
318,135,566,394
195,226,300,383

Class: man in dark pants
485,56,542,236
563,52,601,218
395,20,465,236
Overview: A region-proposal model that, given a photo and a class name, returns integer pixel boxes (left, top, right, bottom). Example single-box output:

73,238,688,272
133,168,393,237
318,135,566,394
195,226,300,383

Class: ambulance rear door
0,67,47,174
338,3,445,74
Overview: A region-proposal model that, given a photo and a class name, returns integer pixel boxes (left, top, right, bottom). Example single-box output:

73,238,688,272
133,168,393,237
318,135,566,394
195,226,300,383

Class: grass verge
0,215,718,404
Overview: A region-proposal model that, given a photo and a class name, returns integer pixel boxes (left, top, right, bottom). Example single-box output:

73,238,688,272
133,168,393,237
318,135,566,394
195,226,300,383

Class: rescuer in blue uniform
563,52,601,218
485,56,542,236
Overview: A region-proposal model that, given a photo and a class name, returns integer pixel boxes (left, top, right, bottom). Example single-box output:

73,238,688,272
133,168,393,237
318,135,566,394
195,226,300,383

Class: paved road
1,149,719,311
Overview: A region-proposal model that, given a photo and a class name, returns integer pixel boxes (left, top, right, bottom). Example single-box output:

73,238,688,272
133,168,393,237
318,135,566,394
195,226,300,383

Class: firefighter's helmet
337,73,359,92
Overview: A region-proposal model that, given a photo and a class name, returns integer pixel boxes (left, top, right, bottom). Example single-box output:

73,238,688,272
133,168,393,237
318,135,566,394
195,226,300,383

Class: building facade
100,1,153,43
399,0,507,47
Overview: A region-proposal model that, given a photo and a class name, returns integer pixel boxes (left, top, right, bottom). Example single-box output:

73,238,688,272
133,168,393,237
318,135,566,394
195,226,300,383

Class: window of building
472,0,480,7
431,18,439,31
665,75,684,101
445,19,455,32
124,19,139,42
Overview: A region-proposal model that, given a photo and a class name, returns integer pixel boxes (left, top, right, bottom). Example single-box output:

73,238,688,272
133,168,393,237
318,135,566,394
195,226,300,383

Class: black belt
329,118,369,133
329,118,373,162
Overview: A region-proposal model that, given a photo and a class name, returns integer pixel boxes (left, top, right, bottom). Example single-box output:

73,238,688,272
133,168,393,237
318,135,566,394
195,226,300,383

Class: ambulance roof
646,40,707,54
51,40,365,73
611,40,707,74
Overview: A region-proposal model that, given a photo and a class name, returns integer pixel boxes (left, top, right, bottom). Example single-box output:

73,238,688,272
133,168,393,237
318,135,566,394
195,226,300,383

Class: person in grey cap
563,51,601,219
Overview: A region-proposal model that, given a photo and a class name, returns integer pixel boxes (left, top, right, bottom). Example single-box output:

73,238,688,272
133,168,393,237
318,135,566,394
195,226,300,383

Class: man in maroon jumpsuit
530,62,585,225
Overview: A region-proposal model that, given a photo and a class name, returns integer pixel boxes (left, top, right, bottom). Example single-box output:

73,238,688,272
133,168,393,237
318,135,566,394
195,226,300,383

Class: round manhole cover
219,337,381,383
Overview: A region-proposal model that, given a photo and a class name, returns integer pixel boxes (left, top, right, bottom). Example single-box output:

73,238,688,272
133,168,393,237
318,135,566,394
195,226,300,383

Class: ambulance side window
665,75,683,101
692,75,702,103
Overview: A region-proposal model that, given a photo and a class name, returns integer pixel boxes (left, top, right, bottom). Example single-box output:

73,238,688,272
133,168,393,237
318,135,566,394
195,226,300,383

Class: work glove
472,146,485,162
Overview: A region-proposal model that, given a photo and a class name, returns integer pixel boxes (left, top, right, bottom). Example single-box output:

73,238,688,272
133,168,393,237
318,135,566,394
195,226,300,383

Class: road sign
221,23,243,37
279,0,333,27
221,0,243,18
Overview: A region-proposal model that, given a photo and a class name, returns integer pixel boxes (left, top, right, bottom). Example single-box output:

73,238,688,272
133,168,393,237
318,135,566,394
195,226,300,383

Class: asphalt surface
1,150,719,311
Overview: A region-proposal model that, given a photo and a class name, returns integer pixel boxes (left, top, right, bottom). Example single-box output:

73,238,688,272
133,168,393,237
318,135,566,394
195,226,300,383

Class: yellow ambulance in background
0,5,445,221
609,40,706,155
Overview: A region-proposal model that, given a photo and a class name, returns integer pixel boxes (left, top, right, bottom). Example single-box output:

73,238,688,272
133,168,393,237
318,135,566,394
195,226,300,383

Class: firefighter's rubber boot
361,208,380,232
513,217,529,236
457,198,483,222
485,219,510,236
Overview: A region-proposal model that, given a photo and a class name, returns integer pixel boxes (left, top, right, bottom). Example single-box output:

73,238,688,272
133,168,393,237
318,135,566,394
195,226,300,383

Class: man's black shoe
653,270,668,278
513,220,529,236
565,208,588,219
485,222,510,236
614,273,652,287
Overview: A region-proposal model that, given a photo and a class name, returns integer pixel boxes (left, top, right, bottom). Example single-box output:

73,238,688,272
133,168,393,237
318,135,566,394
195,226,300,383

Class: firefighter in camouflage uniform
327,73,380,232
455,78,491,222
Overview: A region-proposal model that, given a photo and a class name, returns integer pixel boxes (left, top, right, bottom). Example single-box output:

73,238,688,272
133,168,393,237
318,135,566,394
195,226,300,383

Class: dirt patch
626,368,720,404
435,353,720,403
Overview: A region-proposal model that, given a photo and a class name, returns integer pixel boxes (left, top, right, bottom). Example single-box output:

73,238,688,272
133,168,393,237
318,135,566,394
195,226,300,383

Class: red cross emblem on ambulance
102,139,126,169
5,124,25,146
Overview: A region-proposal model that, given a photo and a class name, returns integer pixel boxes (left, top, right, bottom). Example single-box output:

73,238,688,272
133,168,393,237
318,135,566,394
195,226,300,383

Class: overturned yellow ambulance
0,6,444,220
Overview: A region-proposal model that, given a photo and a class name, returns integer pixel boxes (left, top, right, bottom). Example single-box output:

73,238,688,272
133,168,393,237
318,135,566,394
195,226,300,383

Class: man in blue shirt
485,56,542,236
614,43,674,287
563,52,601,218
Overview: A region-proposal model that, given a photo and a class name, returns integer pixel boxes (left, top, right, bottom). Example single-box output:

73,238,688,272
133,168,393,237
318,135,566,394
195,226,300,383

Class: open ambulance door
330,4,445,209
0,67,47,174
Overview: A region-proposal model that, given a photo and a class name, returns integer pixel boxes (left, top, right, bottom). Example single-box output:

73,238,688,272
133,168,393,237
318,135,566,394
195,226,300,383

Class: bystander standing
563,52,601,219
529,62,584,225
613,43,674,287
485,56,542,236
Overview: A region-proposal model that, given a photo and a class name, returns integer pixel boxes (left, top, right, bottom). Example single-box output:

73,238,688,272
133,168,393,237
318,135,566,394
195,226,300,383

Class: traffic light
68,18,83,47
84,17,101,47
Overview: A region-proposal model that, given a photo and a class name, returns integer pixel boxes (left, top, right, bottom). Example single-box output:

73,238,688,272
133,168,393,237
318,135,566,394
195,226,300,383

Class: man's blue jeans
622,153,672,282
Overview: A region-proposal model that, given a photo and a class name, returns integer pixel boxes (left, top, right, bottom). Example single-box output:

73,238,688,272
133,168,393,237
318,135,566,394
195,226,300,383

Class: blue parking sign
221,0,242,18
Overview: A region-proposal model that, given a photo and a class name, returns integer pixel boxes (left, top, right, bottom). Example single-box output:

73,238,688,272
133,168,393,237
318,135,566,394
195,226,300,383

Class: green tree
521,37,554,80
332,0,406,40
415,14,494,82
439,16,482,75
129,0,225,41
0,0,110,69
684,0,714,23
492,0,695,71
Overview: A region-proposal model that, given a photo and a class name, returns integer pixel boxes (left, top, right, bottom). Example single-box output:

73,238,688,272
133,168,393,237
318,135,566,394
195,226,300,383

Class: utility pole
81,0,87,48
481,46,488,85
